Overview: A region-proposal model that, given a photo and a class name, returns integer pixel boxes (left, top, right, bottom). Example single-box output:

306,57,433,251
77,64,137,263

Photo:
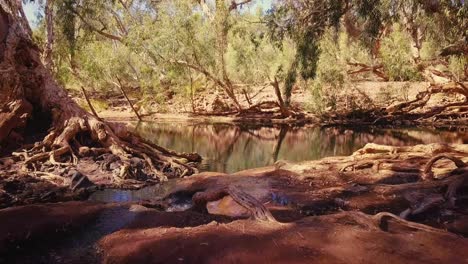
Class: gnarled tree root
373,212,454,235
422,154,467,180
343,211,454,235
7,114,201,186
0,1,201,188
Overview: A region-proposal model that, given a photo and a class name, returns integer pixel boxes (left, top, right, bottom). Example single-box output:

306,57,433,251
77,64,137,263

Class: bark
0,1,199,184
271,76,291,117
43,0,54,70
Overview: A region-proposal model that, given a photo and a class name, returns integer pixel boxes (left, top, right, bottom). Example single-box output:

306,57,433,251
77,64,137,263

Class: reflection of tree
243,129,278,141
270,126,289,164
217,128,242,172
381,130,424,145
242,137,253,153
131,122,464,173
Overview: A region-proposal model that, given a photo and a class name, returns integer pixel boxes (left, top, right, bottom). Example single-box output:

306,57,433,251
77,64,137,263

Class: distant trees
266,0,467,113
29,0,467,115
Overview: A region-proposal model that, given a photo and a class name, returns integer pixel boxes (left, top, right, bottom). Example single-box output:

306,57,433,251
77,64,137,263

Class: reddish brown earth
0,202,113,263
0,202,109,250
1,201,467,264
0,142,467,263
99,212,468,264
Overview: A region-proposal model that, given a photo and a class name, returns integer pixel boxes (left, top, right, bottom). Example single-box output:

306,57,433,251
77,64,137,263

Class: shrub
380,24,422,81
448,55,467,81
307,28,372,113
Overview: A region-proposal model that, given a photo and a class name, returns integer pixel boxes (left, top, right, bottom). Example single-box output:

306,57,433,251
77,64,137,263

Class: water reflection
89,180,178,202
132,122,467,174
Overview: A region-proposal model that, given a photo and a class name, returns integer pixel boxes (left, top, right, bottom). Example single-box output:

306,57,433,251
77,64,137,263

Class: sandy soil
97,82,431,122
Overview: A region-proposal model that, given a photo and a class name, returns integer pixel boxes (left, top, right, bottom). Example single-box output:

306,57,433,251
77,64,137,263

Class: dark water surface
131,122,468,174
89,179,178,203
89,122,467,203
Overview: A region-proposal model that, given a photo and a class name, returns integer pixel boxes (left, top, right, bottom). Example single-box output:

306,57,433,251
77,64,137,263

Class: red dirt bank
0,201,467,264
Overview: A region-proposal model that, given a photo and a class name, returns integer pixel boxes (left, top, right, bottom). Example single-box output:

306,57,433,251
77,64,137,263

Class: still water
89,122,467,203
131,122,468,174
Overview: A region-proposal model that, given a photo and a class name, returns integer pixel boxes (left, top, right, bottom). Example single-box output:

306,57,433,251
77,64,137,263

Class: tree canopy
25,0,466,113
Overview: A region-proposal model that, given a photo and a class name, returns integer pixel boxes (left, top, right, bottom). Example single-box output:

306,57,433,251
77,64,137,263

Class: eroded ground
0,142,467,263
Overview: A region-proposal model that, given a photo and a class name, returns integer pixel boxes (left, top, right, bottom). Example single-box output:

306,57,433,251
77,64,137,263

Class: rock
70,171,94,191
206,195,250,218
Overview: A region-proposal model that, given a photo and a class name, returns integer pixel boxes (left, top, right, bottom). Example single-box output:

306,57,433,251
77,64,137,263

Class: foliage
448,55,468,81
27,0,468,114
307,28,372,113
225,13,296,85
376,82,411,104
380,24,422,81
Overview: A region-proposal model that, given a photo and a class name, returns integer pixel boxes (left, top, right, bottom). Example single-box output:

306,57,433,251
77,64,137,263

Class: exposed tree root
372,212,454,235
339,211,450,235
422,154,467,180
0,1,202,188
6,115,200,186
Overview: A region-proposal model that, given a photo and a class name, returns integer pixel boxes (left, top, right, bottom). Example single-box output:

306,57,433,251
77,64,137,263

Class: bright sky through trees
23,0,274,28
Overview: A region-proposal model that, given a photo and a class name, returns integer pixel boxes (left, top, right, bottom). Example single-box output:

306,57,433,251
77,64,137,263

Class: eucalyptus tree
266,0,467,105
0,0,199,182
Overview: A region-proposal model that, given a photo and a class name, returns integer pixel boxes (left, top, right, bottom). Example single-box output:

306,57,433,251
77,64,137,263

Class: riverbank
99,111,320,126
92,80,468,127
2,81,468,262
1,201,467,264
2,122,467,208
1,141,467,263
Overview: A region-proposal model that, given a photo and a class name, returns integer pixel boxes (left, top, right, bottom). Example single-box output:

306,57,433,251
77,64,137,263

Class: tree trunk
43,0,54,70
0,1,199,182
271,76,291,117
214,0,242,112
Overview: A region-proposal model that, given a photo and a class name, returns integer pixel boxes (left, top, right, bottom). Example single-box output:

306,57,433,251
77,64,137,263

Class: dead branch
116,78,142,121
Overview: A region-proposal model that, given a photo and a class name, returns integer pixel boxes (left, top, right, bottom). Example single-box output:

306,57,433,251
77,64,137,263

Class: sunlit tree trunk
214,0,242,111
